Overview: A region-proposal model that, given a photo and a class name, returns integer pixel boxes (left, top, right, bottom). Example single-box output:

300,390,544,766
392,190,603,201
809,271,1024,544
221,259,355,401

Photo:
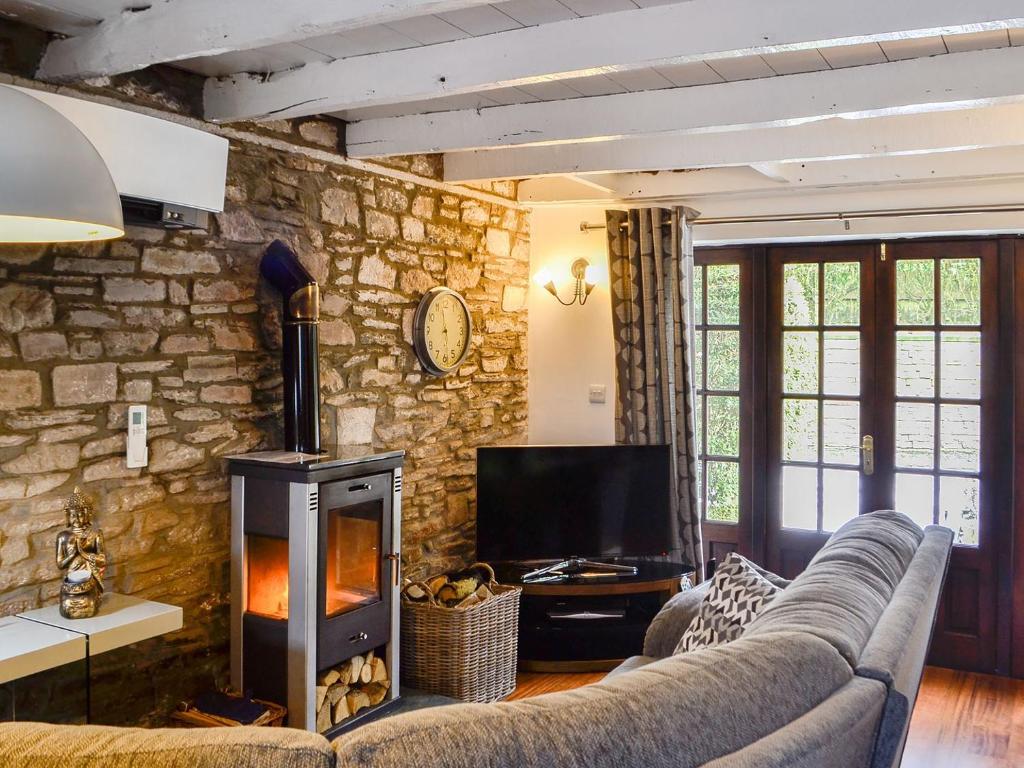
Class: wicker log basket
401,562,521,702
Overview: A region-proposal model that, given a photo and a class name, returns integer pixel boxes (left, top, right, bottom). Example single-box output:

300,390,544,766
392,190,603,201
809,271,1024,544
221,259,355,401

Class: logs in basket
401,562,521,703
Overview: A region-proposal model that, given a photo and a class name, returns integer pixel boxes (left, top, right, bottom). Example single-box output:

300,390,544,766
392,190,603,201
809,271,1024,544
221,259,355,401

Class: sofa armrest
0,722,334,768
643,580,710,658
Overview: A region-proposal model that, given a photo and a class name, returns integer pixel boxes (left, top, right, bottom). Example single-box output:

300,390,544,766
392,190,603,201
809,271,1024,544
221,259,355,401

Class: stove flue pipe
261,240,321,454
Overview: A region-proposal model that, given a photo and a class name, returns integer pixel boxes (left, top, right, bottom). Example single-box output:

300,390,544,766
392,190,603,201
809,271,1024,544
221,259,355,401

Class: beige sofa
0,511,951,768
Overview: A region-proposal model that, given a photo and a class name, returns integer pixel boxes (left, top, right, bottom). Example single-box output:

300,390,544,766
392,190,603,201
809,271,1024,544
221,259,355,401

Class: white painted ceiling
4,0,1020,122
5,0,1024,231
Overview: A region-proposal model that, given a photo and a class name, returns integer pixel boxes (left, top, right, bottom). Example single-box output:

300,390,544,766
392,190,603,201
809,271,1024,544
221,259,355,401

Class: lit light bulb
533,267,554,287
584,264,604,285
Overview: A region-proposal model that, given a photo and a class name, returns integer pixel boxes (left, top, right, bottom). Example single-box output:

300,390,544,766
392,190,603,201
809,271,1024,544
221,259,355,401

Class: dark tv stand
522,557,638,582
494,559,694,672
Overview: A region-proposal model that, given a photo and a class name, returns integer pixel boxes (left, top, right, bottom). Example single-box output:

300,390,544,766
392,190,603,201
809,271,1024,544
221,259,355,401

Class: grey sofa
0,510,952,768
331,510,952,768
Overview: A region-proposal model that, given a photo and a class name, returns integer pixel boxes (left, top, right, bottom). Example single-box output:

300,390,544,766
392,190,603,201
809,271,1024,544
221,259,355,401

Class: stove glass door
325,499,382,617
318,471,395,667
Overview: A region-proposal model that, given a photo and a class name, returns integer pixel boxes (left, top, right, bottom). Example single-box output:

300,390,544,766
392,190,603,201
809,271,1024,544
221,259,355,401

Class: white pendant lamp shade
0,85,124,243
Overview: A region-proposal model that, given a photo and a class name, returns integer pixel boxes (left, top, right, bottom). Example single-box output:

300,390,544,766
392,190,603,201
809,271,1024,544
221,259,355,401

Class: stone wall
0,106,528,722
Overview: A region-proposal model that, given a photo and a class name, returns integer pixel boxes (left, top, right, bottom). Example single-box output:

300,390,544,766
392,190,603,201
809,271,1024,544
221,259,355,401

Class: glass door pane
696,263,742,525
891,254,982,546
247,535,289,620
778,259,864,533
325,501,382,617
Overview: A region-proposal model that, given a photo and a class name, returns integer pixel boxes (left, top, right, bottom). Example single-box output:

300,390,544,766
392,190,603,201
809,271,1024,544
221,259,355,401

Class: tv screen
476,445,674,562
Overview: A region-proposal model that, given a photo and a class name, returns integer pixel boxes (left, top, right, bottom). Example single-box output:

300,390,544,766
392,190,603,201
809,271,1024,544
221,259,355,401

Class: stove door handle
348,483,372,492
385,553,400,586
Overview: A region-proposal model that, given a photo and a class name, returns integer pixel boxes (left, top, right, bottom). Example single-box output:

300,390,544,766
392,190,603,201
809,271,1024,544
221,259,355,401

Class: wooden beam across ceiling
515,146,1024,203
36,0,498,81
344,46,1024,156
202,0,1024,123
443,103,1024,181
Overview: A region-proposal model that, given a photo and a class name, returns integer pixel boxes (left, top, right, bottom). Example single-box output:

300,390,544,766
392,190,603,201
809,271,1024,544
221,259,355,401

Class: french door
764,240,999,671
878,240,998,671
693,249,755,569
765,244,877,577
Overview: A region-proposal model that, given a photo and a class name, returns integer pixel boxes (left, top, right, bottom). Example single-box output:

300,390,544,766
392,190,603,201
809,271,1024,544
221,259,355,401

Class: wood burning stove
229,242,402,734
228,449,403,735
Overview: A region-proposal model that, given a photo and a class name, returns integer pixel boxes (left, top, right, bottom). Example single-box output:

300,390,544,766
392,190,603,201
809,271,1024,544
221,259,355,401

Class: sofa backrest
856,525,953,768
744,510,925,667
334,631,854,768
700,677,887,768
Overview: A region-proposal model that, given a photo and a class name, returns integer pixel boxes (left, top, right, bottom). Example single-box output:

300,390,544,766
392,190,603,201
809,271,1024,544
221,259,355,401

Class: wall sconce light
534,258,598,307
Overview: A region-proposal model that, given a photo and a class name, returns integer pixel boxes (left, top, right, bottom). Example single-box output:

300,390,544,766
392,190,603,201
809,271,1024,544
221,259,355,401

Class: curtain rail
580,203,1024,232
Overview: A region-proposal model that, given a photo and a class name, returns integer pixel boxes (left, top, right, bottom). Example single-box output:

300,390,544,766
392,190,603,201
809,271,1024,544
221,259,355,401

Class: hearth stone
228,448,403,734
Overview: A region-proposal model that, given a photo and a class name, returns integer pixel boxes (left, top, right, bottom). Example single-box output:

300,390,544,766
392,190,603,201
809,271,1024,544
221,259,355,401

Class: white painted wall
527,207,616,445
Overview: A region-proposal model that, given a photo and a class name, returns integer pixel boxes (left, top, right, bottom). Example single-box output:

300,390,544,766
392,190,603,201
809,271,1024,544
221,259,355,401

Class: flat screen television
476,445,674,563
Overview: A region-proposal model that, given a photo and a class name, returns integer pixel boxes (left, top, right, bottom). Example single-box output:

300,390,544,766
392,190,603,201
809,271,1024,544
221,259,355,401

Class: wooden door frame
1010,238,1024,677
751,247,768,565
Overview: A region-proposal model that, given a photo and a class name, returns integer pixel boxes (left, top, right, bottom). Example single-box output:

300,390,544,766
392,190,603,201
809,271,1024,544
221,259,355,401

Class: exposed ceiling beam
530,177,1024,222
202,0,1024,122
36,0,497,81
518,168,778,203
746,147,1024,188
443,104,1024,181
689,177,1024,222
345,47,1024,156
693,213,1024,247
517,146,1024,203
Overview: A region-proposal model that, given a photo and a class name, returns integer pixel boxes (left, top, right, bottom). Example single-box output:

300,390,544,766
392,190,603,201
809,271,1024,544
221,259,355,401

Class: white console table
0,616,85,685
18,593,182,656
1,593,182,721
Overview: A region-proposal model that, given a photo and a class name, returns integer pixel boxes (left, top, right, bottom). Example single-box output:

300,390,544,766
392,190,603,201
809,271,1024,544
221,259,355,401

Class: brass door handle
385,553,400,586
861,435,874,476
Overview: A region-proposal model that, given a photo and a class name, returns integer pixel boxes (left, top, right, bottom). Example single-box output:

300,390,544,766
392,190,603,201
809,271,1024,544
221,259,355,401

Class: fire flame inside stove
247,535,290,620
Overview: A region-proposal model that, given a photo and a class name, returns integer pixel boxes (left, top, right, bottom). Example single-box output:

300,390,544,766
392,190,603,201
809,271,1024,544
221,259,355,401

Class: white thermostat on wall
126,405,148,469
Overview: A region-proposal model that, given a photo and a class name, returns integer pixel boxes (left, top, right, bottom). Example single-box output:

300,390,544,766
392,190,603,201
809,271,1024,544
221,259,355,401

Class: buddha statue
55,487,107,596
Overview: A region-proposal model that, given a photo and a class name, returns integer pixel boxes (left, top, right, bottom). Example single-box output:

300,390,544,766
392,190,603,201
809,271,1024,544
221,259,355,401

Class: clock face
414,288,472,376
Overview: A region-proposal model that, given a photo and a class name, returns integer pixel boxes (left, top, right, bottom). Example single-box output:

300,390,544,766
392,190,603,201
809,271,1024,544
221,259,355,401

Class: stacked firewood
403,565,495,608
315,650,390,732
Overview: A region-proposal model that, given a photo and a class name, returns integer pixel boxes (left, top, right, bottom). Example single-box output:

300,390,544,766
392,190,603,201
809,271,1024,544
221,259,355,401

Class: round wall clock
413,286,473,377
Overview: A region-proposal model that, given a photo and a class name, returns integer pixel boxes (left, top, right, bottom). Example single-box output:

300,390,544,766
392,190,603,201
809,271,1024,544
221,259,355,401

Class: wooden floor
904,666,1024,768
510,666,1024,767
508,670,606,700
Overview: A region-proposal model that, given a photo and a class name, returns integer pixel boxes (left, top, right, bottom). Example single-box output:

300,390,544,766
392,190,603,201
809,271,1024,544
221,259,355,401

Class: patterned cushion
675,553,782,653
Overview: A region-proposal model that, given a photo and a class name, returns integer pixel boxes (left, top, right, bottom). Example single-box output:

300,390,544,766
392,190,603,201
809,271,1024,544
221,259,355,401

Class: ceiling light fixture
0,85,124,243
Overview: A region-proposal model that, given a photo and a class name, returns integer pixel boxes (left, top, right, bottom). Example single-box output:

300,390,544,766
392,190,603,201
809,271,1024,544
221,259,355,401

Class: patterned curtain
606,207,703,575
